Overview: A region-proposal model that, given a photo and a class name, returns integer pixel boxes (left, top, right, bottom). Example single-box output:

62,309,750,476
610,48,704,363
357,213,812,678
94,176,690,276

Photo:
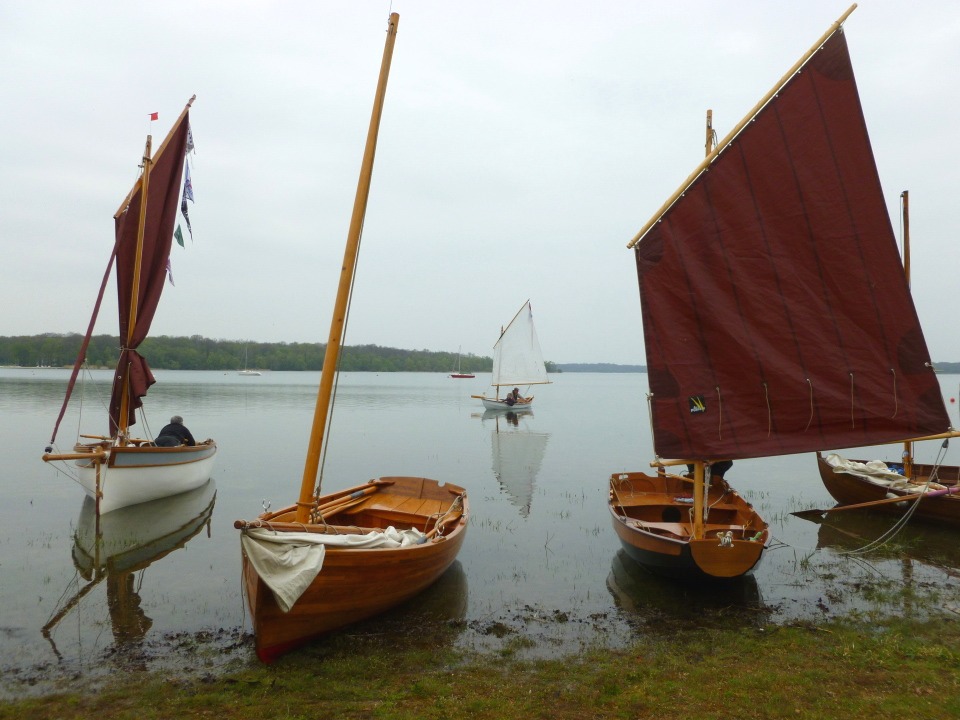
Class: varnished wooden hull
239,476,468,663
816,453,960,525
609,471,767,581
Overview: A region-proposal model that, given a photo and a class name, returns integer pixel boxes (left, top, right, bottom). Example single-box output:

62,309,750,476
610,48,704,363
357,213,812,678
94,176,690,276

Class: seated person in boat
155,415,196,447
503,393,516,406
510,387,527,404
685,460,732,482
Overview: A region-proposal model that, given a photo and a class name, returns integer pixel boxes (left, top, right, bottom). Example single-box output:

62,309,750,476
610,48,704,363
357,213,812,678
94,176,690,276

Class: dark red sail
633,29,948,461
108,112,191,435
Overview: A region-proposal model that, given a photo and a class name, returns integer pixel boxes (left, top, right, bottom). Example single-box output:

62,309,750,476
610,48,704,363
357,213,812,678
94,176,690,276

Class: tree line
0,333,562,374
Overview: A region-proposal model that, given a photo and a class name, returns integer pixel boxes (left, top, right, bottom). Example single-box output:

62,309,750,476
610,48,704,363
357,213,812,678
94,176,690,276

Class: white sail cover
241,526,427,612
491,300,549,387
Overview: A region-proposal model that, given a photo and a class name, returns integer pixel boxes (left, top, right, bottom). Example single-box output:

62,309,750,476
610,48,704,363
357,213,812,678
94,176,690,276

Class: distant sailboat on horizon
449,346,475,379
238,345,261,376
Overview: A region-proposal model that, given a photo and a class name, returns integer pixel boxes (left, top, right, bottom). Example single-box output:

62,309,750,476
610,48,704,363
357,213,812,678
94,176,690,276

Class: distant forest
4,334,958,374
0,333,572,374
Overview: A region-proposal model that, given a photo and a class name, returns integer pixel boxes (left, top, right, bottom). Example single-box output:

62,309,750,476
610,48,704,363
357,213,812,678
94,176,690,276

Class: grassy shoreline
4,617,958,719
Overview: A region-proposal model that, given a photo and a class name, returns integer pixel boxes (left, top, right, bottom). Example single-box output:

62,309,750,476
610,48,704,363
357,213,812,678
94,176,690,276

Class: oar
793,484,960,519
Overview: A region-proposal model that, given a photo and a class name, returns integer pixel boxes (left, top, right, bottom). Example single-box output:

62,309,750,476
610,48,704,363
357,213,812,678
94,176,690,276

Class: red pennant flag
149,112,159,121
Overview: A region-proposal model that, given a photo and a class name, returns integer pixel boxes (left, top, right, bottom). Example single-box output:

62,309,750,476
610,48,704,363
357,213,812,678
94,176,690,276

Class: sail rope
762,382,771,437
715,386,722,439
312,218,365,502
805,379,814,432
890,368,899,418
840,440,950,556
646,392,656,451
849,372,856,428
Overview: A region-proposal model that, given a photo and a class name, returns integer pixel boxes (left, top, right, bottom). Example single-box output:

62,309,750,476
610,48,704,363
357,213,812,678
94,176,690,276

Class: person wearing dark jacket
155,415,196,447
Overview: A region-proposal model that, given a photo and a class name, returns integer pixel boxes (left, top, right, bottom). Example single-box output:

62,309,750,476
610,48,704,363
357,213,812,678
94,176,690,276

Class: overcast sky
3,1,958,365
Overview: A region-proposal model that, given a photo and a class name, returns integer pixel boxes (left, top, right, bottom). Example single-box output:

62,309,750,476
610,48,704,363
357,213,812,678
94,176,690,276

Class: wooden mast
705,109,715,157
900,189,914,479
117,135,153,440
628,3,858,249
295,13,399,523
901,190,910,287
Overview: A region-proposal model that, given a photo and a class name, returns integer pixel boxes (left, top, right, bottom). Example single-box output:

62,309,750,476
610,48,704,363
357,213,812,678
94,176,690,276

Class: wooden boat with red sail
42,98,217,514
233,13,468,664
611,4,951,580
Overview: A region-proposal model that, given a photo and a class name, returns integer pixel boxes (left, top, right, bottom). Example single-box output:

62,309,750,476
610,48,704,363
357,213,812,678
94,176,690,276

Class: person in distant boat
155,415,196,447
503,393,516,406
510,387,527,404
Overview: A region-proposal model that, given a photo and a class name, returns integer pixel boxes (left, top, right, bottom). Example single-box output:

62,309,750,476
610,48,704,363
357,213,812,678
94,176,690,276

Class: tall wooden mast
296,13,400,522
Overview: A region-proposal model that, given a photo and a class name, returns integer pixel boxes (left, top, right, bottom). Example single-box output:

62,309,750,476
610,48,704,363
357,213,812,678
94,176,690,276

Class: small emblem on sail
689,396,706,414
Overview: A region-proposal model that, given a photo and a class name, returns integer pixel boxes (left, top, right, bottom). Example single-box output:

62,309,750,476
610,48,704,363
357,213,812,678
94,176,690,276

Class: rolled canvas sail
633,29,949,461
109,112,192,434
491,300,549,387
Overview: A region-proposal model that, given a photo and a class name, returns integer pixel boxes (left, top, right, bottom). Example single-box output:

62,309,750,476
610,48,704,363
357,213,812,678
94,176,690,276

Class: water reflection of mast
486,410,549,517
42,480,216,658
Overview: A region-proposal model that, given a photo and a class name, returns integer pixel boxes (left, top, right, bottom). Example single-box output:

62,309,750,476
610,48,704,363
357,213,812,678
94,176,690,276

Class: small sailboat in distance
473,300,550,411
449,346,475,379
233,13,468,663
238,345,261,376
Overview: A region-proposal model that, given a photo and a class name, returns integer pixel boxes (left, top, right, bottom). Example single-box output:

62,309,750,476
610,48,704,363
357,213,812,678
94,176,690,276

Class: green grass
4,617,959,719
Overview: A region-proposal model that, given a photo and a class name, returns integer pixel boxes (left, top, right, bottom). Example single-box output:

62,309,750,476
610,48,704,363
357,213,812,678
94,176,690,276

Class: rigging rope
890,368,898,418
313,217,365,501
849,372,855,428
842,440,950,556
762,382,771,437
805,378,814,432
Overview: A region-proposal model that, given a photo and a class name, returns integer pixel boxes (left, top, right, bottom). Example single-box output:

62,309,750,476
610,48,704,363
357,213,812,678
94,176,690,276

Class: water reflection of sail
488,412,549,517
607,550,768,628
45,479,216,648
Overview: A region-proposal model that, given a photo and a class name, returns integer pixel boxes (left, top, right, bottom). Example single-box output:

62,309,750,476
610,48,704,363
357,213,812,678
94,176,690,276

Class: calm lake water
3,368,960,697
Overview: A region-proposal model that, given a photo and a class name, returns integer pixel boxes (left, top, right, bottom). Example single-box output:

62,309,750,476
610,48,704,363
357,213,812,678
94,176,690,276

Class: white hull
481,397,533,412
72,441,218,514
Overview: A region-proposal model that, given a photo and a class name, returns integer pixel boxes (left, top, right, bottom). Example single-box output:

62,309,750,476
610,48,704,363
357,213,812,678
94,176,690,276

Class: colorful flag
165,257,175,286
149,112,159,121
174,224,185,248
181,198,193,240
183,161,194,203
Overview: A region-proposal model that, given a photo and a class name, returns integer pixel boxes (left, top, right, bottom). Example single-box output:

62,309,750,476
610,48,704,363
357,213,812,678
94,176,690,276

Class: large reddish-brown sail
108,112,191,435
633,29,948,461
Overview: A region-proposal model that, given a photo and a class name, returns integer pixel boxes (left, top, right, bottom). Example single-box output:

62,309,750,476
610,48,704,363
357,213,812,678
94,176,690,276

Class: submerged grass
4,617,958,719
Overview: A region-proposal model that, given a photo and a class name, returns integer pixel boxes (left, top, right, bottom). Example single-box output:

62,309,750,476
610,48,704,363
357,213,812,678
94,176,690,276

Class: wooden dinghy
236,476,467,663
618,6,950,579
815,451,960,525
234,13,469,663
609,469,767,581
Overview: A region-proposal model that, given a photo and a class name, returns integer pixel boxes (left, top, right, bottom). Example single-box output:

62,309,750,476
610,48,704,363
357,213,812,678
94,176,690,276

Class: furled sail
632,29,949,461
491,300,549,388
108,111,192,435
